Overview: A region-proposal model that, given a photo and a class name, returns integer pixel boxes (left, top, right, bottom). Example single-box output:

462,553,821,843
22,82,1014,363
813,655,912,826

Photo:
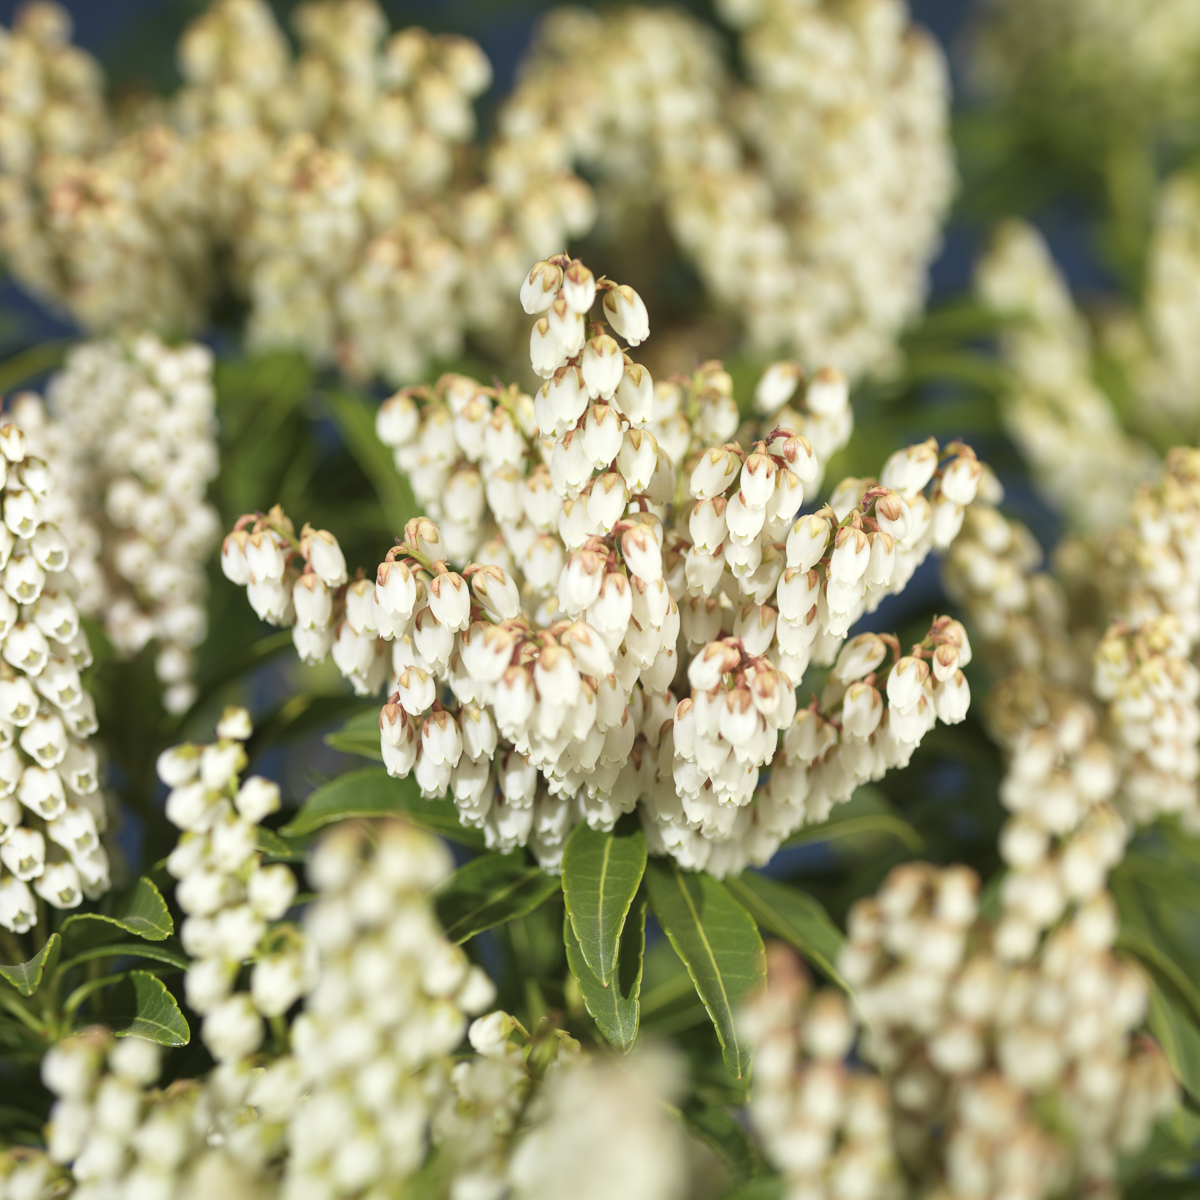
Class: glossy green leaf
324,709,384,762
322,389,416,527
56,941,190,976
562,822,646,985
1149,979,1200,1102
435,853,562,944
644,860,765,1079
62,877,173,945
681,1099,759,1184
281,766,484,848
0,934,61,997
101,971,190,1047
565,900,645,1053
256,827,308,863
725,873,848,991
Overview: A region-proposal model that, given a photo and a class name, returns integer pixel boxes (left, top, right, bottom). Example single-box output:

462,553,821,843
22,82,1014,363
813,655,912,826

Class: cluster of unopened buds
221,254,983,875
840,862,1178,1198
0,422,104,933
160,708,311,1064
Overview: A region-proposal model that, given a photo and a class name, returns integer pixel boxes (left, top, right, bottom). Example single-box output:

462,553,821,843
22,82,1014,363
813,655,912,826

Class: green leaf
434,853,562,944
681,1099,759,1184
562,822,646,985
56,941,190,977
1149,980,1200,1102
564,900,645,1053
0,933,61,997
322,389,416,528
101,971,190,1046
62,877,173,945
644,860,766,1080
281,766,484,848
720,1178,784,1200
724,873,848,991
256,827,308,863
324,709,384,762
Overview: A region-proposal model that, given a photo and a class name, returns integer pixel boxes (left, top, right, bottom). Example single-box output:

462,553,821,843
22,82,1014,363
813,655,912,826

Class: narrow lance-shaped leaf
565,899,645,1053
101,971,190,1047
281,766,484,848
644,859,766,1080
725,873,849,991
0,933,61,997
435,853,562,944
62,877,173,945
562,822,647,985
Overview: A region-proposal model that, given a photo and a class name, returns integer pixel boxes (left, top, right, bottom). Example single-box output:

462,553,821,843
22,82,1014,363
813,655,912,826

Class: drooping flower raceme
0,421,105,934
160,707,313,1065
11,333,221,713
221,256,980,877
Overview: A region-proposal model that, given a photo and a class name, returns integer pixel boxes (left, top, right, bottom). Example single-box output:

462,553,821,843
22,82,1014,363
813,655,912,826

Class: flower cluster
505,0,953,380
975,220,1159,531
0,0,591,383
277,819,496,1198
160,708,310,1064
842,863,1178,1198
221,255,979,877
0,421,104,934
742,944,899,1200
12,334,220,713
41,1028,277,1200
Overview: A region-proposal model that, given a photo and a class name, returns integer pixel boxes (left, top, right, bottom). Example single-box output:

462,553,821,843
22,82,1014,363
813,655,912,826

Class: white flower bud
562,260,596,314
787,513,832,570
520,260,563,315
832,634,887,683
881,438,939,498
301,526,348,587
602,284,649,345
755,361,803,414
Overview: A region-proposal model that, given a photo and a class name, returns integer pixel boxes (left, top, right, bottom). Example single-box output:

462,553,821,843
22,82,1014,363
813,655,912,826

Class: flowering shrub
0,2,1198,1199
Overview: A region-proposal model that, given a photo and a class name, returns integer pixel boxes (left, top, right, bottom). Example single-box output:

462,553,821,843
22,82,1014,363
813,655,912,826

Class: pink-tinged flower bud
874,491,912,541
777,567,820,622
561,259,596,314
829,525,870,584
601,284,649,345
404,517,444,563
586,473,628,534
881,437,939,498
887,656,929,711
690,497,728,553
560,622,614,678
933,671,970,724
581,335,624,400
941,453,982,506
842,682,883,740
932,642,960,682
376,391,420,448
864,531,895,588
344,578,379,635
0,424,27,463
537,366,587,438
470,565,520,620
396,666,435,716
534,642,582,714
293,574,332,630
530,316,563,378
689,446,741,500
688,640,739,692
787,512,832,570
740,452,776,510
429,572,471,632
725,491,766,544
300,525,348,587
734,603,777,657
617,427,658,494
580,403,623,470
805,367,848,416
614,362,654,426
376,557,417,624
931,493,965,548
221,530,252,585
548,297,586,356
832,633,887,684
621,523,663,582
520,259,563,315
422,709,462,768
754,361,803,415
559,549,605,615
